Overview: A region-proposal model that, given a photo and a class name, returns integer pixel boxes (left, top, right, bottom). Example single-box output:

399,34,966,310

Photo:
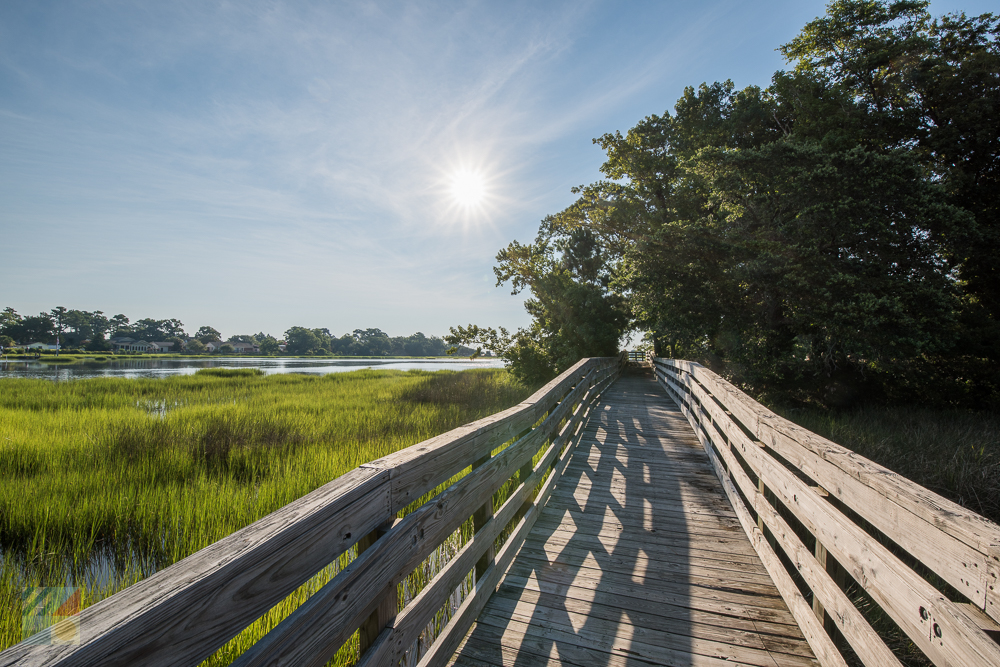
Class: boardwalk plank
447,371,817,667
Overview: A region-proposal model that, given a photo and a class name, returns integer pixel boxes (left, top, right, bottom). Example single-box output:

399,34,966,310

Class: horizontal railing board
656,358,1000,667
417,382,596,667
231,366,602,667
0,466,391,667
365,358,601,514
703,363,1000,606
660,373,847,667
667,375,902,667
657,358,1000,620
357,374,601,667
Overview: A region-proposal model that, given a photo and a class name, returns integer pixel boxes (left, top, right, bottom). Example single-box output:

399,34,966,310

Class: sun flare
449,169,487,208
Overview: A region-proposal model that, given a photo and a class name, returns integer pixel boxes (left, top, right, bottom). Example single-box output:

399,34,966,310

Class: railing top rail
653,356,1000,667
653,357,1000,562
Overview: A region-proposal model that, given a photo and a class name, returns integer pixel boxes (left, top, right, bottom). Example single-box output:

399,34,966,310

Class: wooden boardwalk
449,371,818,667
13,357,997,667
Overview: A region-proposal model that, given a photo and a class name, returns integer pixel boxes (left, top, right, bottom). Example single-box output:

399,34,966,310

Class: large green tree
505,0,997,404
284,327,323,355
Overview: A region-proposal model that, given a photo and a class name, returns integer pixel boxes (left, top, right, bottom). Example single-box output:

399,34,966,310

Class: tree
776,1,1000,354
471,0,998,403
109,314,131,337
331,334,356,355
196,326,222,344
0,308,21,340
258,337,280,354
284,327,323,354
311,328,332,353
186,339,206,354
449,226,629,385
5,313,57,345
352,328,392,357
219,343,235,354
131,318,186,342
86,332,111,352
0,335,14,349
165,336,185,353
51,307,67,347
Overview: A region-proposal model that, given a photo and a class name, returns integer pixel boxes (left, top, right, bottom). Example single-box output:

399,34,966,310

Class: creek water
0,356,503,380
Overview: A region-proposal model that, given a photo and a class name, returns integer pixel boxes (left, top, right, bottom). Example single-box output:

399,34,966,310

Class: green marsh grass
0,368,533,663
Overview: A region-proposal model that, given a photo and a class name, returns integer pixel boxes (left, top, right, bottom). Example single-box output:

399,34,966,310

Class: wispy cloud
0,0,838,336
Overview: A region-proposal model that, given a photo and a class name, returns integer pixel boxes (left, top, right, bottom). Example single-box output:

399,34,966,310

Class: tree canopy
453,0,998,405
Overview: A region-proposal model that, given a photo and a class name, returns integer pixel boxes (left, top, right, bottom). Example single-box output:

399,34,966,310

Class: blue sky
1,0,991,340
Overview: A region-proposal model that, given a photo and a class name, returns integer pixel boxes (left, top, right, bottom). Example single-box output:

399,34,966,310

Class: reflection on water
0,356,503,380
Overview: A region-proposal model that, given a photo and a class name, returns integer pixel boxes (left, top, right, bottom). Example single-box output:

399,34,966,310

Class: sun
449,169,487,208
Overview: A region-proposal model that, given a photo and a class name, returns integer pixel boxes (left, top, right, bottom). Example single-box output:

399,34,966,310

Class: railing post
515,426,536,522
357,518,398,656
472,453,494,582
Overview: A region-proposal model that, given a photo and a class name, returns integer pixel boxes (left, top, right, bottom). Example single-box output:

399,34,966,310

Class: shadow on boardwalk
448,369,817,667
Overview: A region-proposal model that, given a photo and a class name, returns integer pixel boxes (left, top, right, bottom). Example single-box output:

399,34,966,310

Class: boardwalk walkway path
448,370,818,667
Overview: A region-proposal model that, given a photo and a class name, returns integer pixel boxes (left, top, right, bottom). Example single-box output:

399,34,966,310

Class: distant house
26,342,61,351
149,342,175,353
203,341,222,352
230,342,258,354
110,337,150,353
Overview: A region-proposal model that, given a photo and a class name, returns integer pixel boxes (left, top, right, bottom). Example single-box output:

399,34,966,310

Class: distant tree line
450,0,999,407
0,307,469,357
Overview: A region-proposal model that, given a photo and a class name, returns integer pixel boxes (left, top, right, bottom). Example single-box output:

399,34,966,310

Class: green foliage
528,0,998,405
85,332,112,352
0,310,55,345
258,336,280,354
196,367,266,377
283,326,324,354
449,227,629,385
196,325,222,343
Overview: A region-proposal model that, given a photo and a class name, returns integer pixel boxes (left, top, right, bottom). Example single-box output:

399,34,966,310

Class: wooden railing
652,357,1000,667
626,350,646,364
3,354,625,667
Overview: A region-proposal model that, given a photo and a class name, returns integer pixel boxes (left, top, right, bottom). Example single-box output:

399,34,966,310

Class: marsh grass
0,368,533,662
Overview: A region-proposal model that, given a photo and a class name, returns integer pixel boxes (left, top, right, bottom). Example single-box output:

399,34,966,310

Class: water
0,356,504,380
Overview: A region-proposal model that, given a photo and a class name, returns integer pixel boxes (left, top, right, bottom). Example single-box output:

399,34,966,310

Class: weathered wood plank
666,363,1000,667
502,556,789,612
516,540,779,587
469,613,802,667
232,375,595,667
502,571,801,628
1,467,391,667
495,579,805,640
670,388,847,667
367,358,600,513
657,358,1000,621
531,527,770,569
691,400,903,667
452,374,817,667
356,385,602,667
417,376,598,667
482,593,819,665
